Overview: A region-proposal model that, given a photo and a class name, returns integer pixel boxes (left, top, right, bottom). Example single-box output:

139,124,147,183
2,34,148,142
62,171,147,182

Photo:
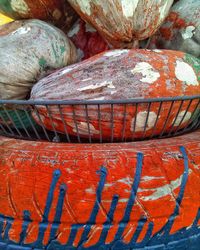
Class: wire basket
0,95,199,143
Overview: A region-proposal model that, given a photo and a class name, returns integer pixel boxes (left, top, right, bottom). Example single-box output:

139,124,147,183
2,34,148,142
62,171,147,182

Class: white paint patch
121,0,139,18
131,62,160,83
93,96,105,100
181,26,196,40
75,0,92,15
102,198,129,203
77,81,115,92
159,0,173,20
173,111,192,126
138,170,192,201
131,111,157,132
67,121,99,135
104,50,129,57
12,26,31,35
141,176,165,182
85,188,95,194
85,22,96,33
175,61,198,86
60,64,78,75
67,22,80,37
11,0,29,15
105,183,114,188
117,177,132,186
153,49,162,53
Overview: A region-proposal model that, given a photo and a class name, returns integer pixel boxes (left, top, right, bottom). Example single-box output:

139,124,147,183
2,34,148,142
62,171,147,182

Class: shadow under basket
0,95,200,143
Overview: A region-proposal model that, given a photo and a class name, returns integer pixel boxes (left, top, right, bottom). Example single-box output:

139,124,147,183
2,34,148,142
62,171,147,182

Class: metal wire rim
0,95,200,144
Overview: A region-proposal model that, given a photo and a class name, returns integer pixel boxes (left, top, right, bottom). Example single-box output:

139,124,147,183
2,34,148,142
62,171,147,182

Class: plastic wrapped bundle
149,0,200,58
68,19,109,60
30,49,200,141
0,0,77,31
0,19,77,100
68,0,174,48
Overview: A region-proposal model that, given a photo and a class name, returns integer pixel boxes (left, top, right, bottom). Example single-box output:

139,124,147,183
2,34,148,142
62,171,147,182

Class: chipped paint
67,121,99,135
173,111,192,126
175,61,199,86
12,26,31,35
75,0,91,15
181,26,196,40
77,81,115,92
139,170,192,201
131,62,160,83
159,0,173,20
121,0,139,18
131,111,157,132
104,50,129,57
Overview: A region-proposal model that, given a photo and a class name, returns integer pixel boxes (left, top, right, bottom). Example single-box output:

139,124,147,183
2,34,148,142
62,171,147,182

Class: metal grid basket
0,95,199,143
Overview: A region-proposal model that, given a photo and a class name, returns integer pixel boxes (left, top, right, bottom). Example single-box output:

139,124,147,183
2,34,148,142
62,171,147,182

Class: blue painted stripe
114,153,144,240
33,170,61,247
77,166,107,248
149,146,189,242
43,170,61,222
49,184,67,243
19,210,32,244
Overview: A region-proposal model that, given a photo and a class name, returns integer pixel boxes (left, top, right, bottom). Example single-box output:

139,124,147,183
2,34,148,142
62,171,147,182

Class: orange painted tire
0,131,200,249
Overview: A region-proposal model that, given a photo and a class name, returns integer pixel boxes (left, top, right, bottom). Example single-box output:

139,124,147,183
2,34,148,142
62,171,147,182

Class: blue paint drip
0,148,200,249
34,170,61,247
149,146,189,243
3,217,14,241
0,215,5,241
114,152,144,241
19,210,32,244
100,195,119,243
77,166,108,248
43,170,61,222
49,184,67,243
192,208,200,228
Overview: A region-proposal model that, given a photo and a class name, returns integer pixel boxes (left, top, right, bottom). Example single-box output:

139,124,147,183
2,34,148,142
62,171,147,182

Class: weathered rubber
0,130,200,249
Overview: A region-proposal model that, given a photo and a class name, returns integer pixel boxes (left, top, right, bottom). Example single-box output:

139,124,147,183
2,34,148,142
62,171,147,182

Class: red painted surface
0,130,200,247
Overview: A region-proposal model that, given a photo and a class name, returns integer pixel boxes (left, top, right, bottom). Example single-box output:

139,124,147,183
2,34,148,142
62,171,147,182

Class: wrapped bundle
0,0,77,31
149,0,200,58
0,19,77,100
30,49,200,141
68,19,109,60
67,0,174,48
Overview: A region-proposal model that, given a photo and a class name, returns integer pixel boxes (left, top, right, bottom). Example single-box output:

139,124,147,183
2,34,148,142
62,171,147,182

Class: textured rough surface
0,130,200,249
68,0,174,48
68,19,109,60
30,49,200,140
0,0,77,31
149,0,200,58
0,19,77,100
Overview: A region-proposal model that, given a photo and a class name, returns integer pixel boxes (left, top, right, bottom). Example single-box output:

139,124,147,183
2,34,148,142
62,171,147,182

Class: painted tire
0,131,200,250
